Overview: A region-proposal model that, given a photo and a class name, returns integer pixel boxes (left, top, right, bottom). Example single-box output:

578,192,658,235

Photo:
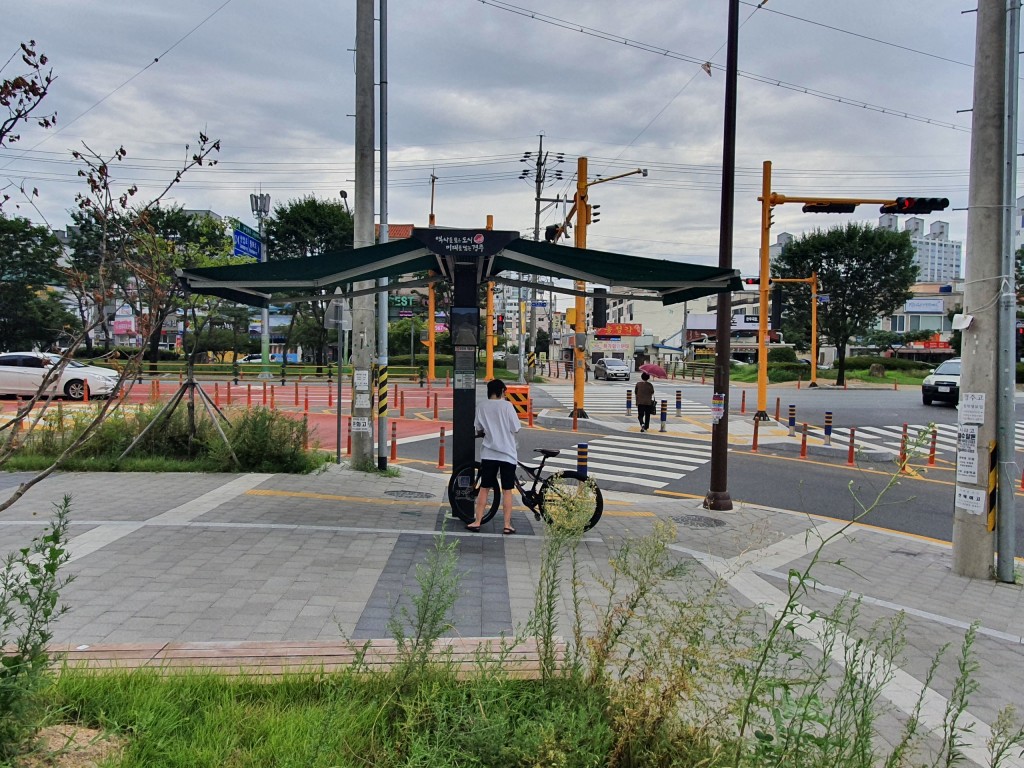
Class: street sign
236,221,260,239
818,294,831,303
233,229,262,260
531,301,547,308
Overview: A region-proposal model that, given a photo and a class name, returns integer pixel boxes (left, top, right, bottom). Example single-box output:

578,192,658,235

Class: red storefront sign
594,323,642,337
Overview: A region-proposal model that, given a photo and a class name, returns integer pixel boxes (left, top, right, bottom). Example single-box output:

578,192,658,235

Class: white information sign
454,372,476,390
956,451,978,484
959,393,986,425
957,425,978,454
351,417,371,433
354,370,370,391
955,486,986,516
355,393,371,409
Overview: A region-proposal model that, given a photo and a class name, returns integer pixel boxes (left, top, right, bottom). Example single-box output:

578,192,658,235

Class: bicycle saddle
535,448,560,458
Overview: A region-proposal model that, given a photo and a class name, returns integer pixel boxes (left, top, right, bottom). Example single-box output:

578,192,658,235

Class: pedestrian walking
468,379,522,534
634,372,656,432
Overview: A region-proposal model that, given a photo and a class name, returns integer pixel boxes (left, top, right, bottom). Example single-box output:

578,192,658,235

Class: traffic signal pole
755,161,772,420
573,157,588,419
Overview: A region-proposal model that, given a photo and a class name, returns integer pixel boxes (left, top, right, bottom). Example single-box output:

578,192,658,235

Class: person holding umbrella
634,371,656,432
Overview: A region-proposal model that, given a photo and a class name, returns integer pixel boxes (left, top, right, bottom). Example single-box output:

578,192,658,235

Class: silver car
0,352,119,400
594,357,630,381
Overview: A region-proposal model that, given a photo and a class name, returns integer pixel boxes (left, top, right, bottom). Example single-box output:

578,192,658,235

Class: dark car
921,358,961,406
594,357,630,381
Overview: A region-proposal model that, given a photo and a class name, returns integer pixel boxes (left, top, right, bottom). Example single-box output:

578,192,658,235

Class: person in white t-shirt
468,378,522,534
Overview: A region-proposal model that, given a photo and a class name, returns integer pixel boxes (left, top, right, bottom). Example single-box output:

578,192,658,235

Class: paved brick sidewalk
0,466,1021,766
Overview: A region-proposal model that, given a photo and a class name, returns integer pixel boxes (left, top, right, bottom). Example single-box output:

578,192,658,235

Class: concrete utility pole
528,135,545,379
704,0,739,512
954,0,1011,577
351,0,376,467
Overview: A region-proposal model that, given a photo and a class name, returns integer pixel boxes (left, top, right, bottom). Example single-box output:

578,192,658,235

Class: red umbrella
639,363,668,379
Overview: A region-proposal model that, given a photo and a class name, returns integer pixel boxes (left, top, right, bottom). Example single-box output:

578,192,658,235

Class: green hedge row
843,356,935,372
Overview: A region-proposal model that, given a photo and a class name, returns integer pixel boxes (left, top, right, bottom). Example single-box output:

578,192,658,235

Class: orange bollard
83,380,89,403
304,389,309,413
150,380,157,402
848,427,856,466
572,408,578,432
928,427,937,466
214,383,220,408
740,389,746,414
774,397,781,422
528,397,534,427
426,391,431,408
247,384,252,407
752,417,759,452
226,382,232,405
433,393,439,420
894,380,898,391
400,390,406,417
844,379,848,391
346,417,352,455
178,372,183,386
800,423,808,459
328,386,333,408
797,376,801,390
438,426,446,468
294,381,299,406
445,371,450,387
390,421,398,462
270,385,276,409
701,370,705,385
262,382,267,406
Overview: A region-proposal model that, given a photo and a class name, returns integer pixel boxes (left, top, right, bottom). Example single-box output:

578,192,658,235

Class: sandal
503,526,516,535
465,522,481,532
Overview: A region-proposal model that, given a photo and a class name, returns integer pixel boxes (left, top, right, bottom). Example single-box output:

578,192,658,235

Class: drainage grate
384,490,435,499
671,514,726,529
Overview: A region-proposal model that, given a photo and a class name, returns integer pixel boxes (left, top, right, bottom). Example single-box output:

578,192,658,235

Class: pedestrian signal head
802,202,857,214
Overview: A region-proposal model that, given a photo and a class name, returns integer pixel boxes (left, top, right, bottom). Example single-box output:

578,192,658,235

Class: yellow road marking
654,490,706,500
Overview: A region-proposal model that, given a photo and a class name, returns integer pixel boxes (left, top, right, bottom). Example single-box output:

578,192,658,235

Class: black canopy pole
704,0,739,512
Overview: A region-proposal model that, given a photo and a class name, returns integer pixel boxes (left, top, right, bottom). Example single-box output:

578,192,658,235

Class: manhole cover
384,490,435,499
671,514,726,529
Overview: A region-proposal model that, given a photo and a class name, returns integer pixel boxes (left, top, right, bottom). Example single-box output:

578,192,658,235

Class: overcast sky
4,1,984,283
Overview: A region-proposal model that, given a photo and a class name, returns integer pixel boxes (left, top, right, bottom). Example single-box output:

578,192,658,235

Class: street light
250,192,271,379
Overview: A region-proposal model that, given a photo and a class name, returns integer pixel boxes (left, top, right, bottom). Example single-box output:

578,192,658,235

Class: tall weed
0,496,73,760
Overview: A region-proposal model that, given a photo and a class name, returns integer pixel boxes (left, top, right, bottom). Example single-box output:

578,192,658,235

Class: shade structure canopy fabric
176,228,742,307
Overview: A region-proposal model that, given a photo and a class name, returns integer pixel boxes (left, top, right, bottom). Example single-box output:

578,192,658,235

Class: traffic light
879,197,949,215
566,307,576,326
586,204,601,224
770,285,784,330
742,278,770,288
802,202,857,214
495,313,504,332
592,287,607,329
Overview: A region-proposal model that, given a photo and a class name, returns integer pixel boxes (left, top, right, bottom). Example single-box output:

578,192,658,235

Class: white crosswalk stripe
809,422,1024,457
535,383,710,417
536,433,713,490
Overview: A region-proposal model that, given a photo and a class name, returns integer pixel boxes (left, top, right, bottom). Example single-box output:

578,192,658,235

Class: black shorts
479,459,516,491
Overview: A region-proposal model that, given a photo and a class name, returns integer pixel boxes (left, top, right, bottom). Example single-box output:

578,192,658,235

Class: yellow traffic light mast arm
763,193,899,206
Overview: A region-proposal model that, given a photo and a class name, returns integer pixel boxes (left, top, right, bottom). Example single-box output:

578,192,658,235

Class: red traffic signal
879,197,949,215
743,278,770,285
802,202,857,214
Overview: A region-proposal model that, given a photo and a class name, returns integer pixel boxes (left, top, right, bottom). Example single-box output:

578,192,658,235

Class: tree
1,41,55,209
773,223,917,385
861,328,935,355
0,214,76,351
265,196,353,367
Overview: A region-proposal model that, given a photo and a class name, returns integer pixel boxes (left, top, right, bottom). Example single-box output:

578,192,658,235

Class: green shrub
767,363,806,382
844,356,931,372
767,347,798,363
214,407,321,473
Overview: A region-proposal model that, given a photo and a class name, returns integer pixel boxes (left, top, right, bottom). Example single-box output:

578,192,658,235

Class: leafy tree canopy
774,222,917,384
265,195,353,260
0,213,76,351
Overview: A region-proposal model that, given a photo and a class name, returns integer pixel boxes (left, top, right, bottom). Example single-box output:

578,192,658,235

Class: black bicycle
447,447,604,532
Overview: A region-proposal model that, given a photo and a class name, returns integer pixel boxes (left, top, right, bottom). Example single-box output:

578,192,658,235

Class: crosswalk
535,383,710,418
811,422,1024,458
536,433,713,490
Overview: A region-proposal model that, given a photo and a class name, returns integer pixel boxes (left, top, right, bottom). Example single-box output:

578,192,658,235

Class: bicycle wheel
539,471,603,531
447,463,500,525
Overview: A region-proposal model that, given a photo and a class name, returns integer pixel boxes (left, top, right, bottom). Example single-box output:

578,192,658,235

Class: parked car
594,357,630,381
921,357,961,406
492,350,507,362
0,352,119,400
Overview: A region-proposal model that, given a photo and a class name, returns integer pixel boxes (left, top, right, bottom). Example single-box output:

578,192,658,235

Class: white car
0,352,119,400
492,350,507,362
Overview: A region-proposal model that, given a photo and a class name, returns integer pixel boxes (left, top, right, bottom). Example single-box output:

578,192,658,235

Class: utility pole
528,135,545,379
954,0,1016,579
351,0,376,468
376,0,389,471
427,172,437,383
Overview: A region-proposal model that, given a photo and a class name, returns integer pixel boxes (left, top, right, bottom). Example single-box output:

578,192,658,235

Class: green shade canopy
176,229,742,308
